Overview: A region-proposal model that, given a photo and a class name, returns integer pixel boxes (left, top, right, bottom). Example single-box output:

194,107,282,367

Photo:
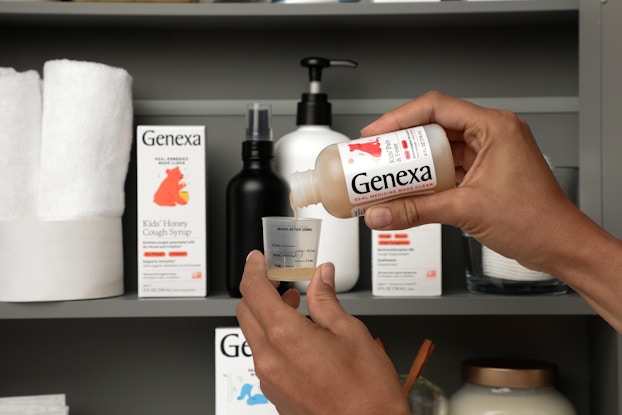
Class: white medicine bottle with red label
289,124,456,218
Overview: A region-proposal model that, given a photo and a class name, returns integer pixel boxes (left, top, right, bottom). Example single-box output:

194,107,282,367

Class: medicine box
137,125,207,297
372,223,442,296
215,327,278,415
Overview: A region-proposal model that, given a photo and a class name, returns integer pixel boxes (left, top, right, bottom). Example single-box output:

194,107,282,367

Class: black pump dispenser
296,57,358,126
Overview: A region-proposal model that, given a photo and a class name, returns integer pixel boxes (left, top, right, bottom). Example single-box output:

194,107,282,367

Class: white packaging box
215,328,278,415
137,126,207,297
0,394,68,415
372,223,442,296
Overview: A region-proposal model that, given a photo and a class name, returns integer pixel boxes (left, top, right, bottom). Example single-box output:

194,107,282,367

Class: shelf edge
134,97,580,117
0,291,595,319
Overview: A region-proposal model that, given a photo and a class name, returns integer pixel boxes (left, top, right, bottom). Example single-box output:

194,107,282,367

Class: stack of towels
0,59,133,302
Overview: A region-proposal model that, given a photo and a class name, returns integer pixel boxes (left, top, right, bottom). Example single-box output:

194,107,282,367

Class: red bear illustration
348,138,382,157
153,166,188,207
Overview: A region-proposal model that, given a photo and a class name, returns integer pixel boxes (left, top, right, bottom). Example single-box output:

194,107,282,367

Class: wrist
545,208,622,332
545,209,613,281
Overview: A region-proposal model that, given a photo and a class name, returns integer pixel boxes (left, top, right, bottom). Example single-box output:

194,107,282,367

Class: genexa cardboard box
372,223,442,296
215,328,278,415
137,125,207,297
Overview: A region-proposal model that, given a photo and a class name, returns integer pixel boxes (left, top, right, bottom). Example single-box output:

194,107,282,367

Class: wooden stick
403,339,435,397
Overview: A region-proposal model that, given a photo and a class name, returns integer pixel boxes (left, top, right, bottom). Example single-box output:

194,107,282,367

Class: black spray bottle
226,103,291,297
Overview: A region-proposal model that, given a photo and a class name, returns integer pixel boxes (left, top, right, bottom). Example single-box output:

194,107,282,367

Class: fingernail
246,251,254,262
320,264,335,288
366,207,393,228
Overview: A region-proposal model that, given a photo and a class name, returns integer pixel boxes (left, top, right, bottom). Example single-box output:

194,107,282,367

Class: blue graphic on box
237,383,269,406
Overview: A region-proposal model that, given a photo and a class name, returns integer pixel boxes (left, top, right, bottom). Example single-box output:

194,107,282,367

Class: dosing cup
262,216,321,281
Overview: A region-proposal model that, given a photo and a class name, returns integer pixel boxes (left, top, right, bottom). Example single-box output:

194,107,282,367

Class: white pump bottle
274,57,360,293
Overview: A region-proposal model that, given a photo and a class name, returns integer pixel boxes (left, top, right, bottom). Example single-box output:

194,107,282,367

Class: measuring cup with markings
262,216,321,282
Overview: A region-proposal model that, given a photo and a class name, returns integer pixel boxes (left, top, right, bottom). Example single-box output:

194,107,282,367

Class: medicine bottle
449,359,576,415
289,124,455,218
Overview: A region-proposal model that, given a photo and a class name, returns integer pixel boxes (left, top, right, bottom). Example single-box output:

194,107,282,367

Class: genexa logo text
220,333,252,358
142,129,202,146
351,165,432,194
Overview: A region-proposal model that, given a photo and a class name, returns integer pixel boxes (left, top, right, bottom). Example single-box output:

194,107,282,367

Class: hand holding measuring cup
262,217,322,281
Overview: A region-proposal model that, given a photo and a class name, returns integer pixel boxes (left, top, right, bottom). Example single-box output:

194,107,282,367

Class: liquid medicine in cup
289,124,456,218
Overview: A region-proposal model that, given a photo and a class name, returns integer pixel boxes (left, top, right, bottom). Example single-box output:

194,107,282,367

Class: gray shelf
0,0,578,28
0,290,595,319
1,0,620,413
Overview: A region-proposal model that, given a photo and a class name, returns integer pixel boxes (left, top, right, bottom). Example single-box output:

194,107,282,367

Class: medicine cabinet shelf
0,290,595,320
1,0,620,413
0,0,578,29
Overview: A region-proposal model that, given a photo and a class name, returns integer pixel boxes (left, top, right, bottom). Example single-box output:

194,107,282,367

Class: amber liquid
267,209,317,281
267,267,315,281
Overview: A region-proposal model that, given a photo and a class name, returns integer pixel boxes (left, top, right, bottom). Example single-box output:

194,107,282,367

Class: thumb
305,263,349,329
365,189,459,230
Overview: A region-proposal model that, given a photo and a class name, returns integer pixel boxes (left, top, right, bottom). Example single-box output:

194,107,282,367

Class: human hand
361,91,584,275
236,251,410,415
360,91,622,334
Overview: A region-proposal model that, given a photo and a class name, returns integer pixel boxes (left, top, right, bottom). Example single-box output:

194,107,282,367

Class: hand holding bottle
362,91,622,333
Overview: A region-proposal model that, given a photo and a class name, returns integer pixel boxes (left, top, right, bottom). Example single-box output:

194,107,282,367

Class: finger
360,91,486,137
236,294,269,355
364,188,465,231
305,263,352,330
238,250,292,324
236,297,260,339
236,288,301,358
281,288,301,309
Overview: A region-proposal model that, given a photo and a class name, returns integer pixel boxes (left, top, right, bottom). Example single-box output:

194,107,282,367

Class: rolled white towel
0,67,42,220
37,59,133,220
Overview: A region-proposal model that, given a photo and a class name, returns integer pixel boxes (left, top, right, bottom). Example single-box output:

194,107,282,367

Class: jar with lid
449,359,576,415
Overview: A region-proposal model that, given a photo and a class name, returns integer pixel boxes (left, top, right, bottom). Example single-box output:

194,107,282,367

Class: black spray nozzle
246,102,272,141
243,102,274,160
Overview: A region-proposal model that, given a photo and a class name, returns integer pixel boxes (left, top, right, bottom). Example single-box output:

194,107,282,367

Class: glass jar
449,359,576,415
400,375,448,415
464,233,568,295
